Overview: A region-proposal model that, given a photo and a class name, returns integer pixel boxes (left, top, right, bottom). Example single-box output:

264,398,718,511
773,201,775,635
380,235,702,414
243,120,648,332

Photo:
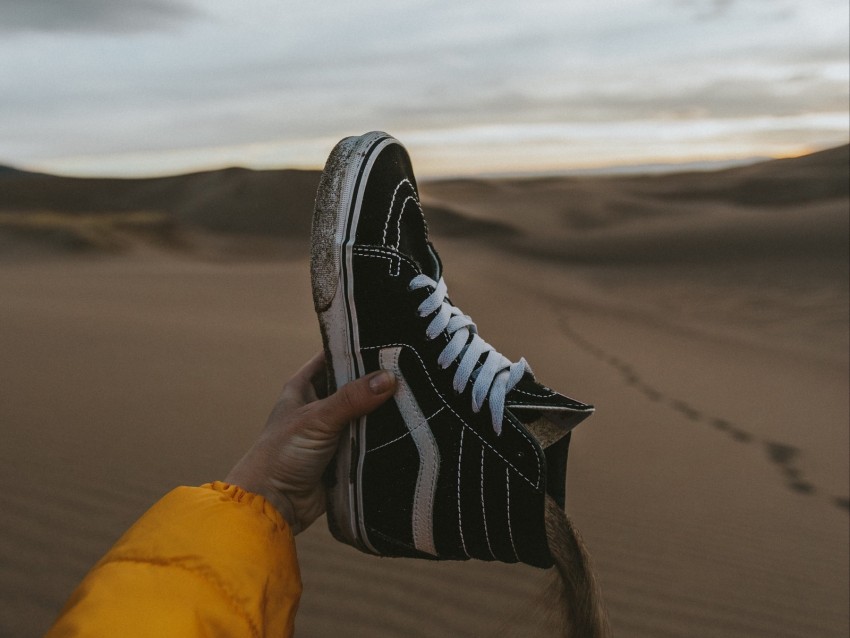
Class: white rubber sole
311,131,397,552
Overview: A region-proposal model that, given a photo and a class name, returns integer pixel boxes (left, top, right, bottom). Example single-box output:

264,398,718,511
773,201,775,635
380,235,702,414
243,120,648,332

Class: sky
0,0,847,177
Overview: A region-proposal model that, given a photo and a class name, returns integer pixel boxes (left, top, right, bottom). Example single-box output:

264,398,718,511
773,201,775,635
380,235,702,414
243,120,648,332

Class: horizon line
3,141,847,182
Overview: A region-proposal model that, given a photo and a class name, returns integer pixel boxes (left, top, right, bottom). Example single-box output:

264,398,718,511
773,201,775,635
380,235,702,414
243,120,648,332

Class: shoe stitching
352,249,450,351
353,245,420,274
506,467,519,562
381,179,422,276
353,249,542,484
382,178,416,245
480,448,496,560
361,342,541,489
392,195,423,276
457,427,469,558
352,251,395,267
364,341,540,487
354,247,451,348
354,245,406,278
366,406,445,454
511,386,557,398
505,402,587,410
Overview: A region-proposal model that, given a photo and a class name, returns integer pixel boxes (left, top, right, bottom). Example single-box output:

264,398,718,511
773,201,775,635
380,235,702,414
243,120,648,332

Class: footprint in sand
559,313,757,446
764,442,816,495
670,400,701,422
557,312,849,513
638,385,661,402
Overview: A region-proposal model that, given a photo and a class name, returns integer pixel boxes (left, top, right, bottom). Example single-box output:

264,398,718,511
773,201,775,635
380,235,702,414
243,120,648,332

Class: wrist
224,469,298,532
255,488,298,532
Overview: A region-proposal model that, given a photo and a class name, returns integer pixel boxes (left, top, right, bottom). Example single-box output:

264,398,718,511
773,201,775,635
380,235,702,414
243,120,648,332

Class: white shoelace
409,274,529,435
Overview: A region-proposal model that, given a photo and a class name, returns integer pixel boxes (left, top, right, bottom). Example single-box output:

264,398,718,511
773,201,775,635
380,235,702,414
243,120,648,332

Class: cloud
0,0,199,34
0,0,846,175
683,0,737,19
670,0,796,22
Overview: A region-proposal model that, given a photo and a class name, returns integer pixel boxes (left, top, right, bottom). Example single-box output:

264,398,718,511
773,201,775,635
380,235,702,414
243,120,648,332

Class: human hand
225,352,396,534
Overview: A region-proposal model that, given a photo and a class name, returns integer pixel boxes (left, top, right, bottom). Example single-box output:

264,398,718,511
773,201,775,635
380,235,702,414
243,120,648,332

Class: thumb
311,369,396,432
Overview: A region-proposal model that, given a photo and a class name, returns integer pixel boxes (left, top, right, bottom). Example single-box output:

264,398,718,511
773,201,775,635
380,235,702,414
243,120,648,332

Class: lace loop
410,274,529,435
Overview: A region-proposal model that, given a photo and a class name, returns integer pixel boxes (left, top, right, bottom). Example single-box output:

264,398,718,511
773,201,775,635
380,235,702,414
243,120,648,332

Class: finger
279,352,327,408
310,362,329,400
309,370,396,434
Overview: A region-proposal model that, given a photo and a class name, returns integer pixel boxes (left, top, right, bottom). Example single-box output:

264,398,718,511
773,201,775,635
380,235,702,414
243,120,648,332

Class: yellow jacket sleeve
46,482,302,638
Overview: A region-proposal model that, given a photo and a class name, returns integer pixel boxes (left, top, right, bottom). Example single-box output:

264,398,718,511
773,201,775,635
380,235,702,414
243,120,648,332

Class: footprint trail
557,313,848,514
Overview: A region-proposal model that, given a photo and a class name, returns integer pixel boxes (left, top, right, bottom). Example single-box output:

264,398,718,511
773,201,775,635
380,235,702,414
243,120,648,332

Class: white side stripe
379,346,440,556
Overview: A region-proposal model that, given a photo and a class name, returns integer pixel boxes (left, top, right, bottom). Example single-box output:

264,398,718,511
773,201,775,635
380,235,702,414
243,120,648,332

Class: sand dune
0,166,320,234
420,145,849,263
0,146,847,636
2,145,846,264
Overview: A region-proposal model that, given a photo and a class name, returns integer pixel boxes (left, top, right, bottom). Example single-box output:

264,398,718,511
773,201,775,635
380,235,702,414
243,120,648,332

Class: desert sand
0,146,847,636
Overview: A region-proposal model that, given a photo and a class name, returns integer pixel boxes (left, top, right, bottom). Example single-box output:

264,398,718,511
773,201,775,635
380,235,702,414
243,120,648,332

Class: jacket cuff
201,481,289,532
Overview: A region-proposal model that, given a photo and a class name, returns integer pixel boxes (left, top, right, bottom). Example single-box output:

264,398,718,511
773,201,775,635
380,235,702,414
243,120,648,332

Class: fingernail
368,370,394,394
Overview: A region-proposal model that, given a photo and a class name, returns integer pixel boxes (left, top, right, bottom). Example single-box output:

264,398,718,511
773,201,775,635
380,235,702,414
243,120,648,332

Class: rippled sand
1,147,847,636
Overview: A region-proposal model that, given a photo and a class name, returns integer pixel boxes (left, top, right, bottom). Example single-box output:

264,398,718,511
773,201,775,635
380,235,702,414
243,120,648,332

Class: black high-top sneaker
311,132,593,568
